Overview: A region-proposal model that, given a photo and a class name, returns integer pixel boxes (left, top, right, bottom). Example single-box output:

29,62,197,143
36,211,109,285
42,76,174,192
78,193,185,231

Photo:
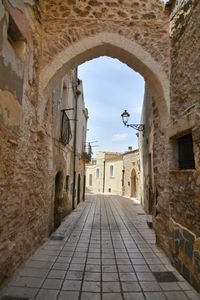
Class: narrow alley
0,195,199,300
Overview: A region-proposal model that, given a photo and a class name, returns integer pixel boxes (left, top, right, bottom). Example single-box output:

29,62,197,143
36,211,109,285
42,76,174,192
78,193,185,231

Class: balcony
60,110,72,146
82,143,92,162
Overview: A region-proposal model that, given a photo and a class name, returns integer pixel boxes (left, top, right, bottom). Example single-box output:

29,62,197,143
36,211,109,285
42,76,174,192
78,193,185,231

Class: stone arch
39,33,170,126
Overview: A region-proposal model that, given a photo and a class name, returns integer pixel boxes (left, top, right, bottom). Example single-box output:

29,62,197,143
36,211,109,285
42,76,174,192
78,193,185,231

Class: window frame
109,164,114,178
96,168,100,178
177,132,195,170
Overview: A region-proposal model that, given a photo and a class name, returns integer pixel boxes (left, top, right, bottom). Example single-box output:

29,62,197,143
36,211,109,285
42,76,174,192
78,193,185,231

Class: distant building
86,148,140,200
52,70,90,229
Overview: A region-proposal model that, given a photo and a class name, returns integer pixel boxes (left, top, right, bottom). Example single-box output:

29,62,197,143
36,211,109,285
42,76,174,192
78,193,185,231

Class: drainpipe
72,82,79,210
102,160,105,193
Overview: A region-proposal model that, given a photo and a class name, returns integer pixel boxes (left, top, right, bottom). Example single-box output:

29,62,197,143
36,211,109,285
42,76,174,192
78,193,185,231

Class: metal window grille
60,110,72,145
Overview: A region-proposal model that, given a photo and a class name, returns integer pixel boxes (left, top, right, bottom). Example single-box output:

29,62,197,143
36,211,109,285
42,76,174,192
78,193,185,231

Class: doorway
130,168,137,198
77,174,81,205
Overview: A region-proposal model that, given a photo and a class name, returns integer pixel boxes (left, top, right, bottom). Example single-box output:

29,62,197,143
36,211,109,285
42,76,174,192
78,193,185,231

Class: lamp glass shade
121,110,130,125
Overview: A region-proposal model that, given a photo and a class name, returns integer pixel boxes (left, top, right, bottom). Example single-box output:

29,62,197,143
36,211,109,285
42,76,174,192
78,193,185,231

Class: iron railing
60,110,72,145
82,143,92,162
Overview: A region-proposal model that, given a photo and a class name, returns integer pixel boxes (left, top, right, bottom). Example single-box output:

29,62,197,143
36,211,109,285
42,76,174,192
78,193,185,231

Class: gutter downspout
103,160,105,193
72,82,79,210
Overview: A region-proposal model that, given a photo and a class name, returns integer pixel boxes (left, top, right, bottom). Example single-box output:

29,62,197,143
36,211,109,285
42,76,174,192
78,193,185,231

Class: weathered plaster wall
168,0,200,290
123,149,140,200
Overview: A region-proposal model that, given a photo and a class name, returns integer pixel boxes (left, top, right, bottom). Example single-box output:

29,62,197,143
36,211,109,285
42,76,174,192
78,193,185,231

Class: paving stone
119,272,137,282
102,265,117,273
102,293,123,300
84,272,101,281
121,282,141,292
62,280,82,291
25,261,54,269
35,289,59,300
66,271,83,280
81,292,101,300
82,281,101,292
42,279,62,289
131,258,146,265
87,253,101,258
10,277,43,288
136,272,156,281
164,291,189,300
103,282,121,293
134,265,151,272
56,257,71,263
117,259,131,265
19,268,49,278
140,281,161,292
1,287,38,298
86,257,100,264
69,264,85,271
102,258,116,265
149,265,167,272
159,282,181,291
145,292,167,300
85,265,101,272
102,273,119,282
123,293,145,300
58,291,79,300
48,270,66,279
52,262,69,270
177,282,193,291
118,265,135,273
185,290,200,300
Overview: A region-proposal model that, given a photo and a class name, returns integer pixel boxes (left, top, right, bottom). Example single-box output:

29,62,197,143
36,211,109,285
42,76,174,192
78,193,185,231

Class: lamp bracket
126,124,145,132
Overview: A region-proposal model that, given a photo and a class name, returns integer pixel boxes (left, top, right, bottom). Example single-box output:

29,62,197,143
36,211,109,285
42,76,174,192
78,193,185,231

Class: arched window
96,168,100,178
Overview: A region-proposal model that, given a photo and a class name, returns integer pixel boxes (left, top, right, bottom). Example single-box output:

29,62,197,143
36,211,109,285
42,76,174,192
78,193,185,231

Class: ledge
169,169,196,174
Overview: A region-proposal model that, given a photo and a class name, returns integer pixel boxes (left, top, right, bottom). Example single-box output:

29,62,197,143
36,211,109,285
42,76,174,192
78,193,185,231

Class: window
96,168,100,178
110,165,114,177
178,133,195,169
89,174,92,186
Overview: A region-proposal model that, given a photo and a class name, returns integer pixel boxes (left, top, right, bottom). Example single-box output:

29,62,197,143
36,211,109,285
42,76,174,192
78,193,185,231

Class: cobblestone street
0,194,199,300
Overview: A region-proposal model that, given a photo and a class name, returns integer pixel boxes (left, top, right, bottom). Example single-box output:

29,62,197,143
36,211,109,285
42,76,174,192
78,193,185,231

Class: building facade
52,70,89,229
123,149,140,200
86,149,140,200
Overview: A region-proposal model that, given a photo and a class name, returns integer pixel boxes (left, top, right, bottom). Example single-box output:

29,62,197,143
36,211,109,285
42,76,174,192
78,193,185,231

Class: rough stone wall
0,1,87,285
0,0,48,285
38,0,169,76
0,0,171,288
140,83,170,256
168,0,200,290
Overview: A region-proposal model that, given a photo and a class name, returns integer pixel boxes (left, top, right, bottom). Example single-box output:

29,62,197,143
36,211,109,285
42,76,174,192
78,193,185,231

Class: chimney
128,146,132,151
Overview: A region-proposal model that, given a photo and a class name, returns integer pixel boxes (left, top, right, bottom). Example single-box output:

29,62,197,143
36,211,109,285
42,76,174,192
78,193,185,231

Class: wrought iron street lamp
121,110,145,132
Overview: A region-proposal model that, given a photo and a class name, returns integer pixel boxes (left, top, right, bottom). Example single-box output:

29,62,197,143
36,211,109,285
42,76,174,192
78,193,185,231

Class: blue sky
78,57,145,156
77,0,169,156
